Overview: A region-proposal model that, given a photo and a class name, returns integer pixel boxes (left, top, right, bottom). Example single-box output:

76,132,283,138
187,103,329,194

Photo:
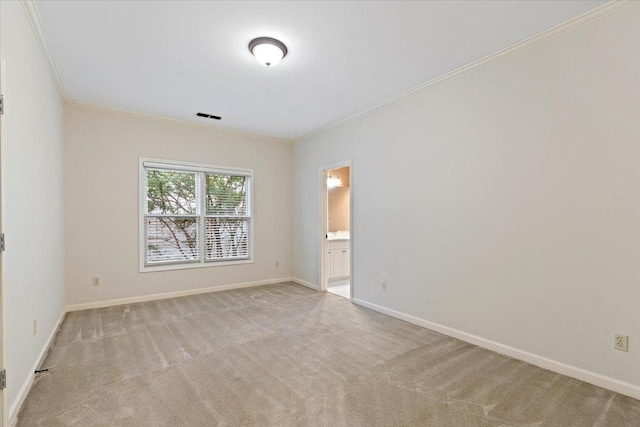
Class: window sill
140,258,253,273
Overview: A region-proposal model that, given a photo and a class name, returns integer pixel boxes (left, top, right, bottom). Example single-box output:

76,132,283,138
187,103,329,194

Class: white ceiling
36,0,607,140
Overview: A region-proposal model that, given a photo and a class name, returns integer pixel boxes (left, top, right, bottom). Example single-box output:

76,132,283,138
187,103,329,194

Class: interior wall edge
19,0,68,103
290,277,320,291
8,310,66,427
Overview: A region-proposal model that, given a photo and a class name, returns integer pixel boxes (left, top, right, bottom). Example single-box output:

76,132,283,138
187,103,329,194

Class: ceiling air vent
196,112,222,120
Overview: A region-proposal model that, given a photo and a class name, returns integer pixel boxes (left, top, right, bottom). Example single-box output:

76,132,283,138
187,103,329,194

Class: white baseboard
290,277,320,291
9,310,66,426
66,277,293,312
352,298,640,401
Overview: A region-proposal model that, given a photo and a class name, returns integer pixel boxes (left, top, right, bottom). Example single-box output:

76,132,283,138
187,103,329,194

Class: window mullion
141,159,253,271
199,171,206,264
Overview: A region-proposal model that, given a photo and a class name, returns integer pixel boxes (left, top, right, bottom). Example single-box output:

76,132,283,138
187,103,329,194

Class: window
140,159,252,271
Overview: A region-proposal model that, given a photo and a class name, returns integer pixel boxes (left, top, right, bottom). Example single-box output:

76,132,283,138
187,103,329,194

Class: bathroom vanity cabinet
327,239,350,280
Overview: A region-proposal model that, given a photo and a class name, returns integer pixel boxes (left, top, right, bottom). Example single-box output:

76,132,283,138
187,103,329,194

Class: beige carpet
17,282,640,426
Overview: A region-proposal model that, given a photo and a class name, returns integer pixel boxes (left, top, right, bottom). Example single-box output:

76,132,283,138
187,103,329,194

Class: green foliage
146,170,198,260
205,174,248,258
206,174,247,215
145,169,249,262
147,170,196,215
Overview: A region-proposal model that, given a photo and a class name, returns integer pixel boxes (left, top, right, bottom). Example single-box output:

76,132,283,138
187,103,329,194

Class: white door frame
0,57,7,427
319,159,353,299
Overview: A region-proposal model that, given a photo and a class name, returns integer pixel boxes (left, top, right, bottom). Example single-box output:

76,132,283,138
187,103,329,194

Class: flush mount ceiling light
249,37,288,68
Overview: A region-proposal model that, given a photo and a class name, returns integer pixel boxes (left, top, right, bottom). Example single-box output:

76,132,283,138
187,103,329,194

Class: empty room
1,0,639,425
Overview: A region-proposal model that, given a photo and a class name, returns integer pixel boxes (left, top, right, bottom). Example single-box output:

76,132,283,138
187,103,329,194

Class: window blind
205,173,251,260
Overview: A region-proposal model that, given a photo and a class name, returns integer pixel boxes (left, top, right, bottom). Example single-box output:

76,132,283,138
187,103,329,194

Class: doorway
321,162,352,299
0,57,6,427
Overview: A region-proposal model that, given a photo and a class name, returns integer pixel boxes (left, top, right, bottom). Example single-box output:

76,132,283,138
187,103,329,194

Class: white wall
0,0,66,414
293,5,640,390
64,105,292,306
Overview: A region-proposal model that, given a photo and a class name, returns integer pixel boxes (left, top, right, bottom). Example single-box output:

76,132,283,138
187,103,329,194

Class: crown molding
19,0,636,141
293,0,638,143
20,0,69,104
66,102,292,143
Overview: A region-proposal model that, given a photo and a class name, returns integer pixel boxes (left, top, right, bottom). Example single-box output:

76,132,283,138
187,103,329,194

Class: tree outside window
143,163,251,267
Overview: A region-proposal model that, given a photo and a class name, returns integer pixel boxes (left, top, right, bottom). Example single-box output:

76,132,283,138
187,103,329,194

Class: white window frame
139,157,254,273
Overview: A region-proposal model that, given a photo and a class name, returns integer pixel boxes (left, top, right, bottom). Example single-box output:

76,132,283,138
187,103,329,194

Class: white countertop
327,231,350,241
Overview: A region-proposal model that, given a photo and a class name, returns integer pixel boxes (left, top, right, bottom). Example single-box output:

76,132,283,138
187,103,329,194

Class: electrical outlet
614,334,629,352
92,277,100,287
382,282,387,291
33,320,37,336
275,261,279,268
